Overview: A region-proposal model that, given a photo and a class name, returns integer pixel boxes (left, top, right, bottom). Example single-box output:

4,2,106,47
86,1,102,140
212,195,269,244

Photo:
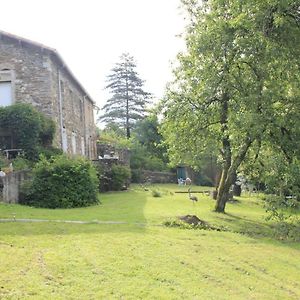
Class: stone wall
93,159,131,192
97,143,130,166
133,170,177,184
0,32,97,159
49,57,97,158
0,170,31,204
0,35,53,116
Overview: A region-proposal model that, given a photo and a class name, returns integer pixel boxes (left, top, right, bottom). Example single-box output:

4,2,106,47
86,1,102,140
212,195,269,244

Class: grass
0,184,299,299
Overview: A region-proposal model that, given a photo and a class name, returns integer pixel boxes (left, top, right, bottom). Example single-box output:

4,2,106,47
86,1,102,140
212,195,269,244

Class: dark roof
0,30,95,104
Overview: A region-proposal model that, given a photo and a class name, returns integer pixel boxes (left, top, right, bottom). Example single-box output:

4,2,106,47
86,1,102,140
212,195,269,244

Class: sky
1,0,186,113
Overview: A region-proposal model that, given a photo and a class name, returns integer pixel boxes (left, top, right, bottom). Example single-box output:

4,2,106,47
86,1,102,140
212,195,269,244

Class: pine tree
99,53,152,138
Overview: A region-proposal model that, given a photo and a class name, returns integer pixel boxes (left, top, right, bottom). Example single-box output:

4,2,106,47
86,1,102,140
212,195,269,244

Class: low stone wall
133,170,177,184
97,143,130,166
0,170,31,204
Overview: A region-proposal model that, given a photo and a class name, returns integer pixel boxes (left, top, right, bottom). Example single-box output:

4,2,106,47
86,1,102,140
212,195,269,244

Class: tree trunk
215,166,233,212
215,137,253,212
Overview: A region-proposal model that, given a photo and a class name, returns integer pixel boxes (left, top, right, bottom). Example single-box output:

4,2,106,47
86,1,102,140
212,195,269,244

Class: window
0,81,12,107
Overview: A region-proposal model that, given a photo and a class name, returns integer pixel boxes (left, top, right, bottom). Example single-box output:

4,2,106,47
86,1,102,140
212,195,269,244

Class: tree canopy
99,53,152,138
161,0,300,212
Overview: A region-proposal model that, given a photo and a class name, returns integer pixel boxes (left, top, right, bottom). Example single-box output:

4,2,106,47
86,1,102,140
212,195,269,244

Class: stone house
0,30,97,159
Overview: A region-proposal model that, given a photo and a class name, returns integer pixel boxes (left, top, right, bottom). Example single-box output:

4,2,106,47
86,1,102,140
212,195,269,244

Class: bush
95,163,131,192
111,164,131,191
264,194,300,241
11,156,31,171
95,163,111,192
131,169,142,183
193,172,214,186
37,146,63,159
130,142,169,172
0,103,56,160
21,155,98,208
0,154,8,169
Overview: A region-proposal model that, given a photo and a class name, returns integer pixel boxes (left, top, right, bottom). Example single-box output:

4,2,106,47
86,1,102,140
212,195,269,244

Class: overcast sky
1,0,186,112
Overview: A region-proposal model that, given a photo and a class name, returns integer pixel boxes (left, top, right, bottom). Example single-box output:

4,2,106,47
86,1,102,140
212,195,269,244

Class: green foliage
98,114,170,173
193,172,214,187
21,155,98,208
98,53,152,138
242,149,300,200
100,122,126,138
130,141,168,172
132,115,168,163
95,163,112,192
263,194,300,242
10,156,31,171
110,164,131,191
37,146,63,160
19,180,33,204
95,163,131,192
161,0,300,212
130,168,142,183
39,116,56,146
271,219,300,242
0,154,7,169
97,129,131,150
0,103,56,160
264,195,299,221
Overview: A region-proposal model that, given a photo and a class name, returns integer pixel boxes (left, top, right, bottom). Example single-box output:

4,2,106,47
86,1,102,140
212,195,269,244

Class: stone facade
0,31,97,159
97,143,130,166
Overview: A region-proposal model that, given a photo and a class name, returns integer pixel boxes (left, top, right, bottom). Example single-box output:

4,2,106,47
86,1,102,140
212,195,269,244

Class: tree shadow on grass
220,212,273,237
215,212,300,250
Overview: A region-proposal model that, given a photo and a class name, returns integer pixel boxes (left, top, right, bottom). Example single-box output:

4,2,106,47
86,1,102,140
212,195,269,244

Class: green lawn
0,184,299,299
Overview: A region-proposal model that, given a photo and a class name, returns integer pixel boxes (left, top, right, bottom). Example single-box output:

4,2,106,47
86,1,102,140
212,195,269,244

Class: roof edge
0,30,95,104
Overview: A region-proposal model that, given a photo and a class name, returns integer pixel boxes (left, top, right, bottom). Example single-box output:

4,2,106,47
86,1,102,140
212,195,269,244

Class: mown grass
0,184,299,299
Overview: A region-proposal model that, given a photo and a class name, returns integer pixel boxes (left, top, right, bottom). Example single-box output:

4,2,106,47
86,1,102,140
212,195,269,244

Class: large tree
161,0,300,212
99,53,152,138
133,114,168,162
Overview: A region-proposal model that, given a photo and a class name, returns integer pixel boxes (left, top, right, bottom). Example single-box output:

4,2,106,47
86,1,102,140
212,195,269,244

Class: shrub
0,103,56,160
131,169,142,183
130,143,168,172
10,156,31,171
21,155,98,208
37,146,63,159
95,163,111,192
264,195,300,241
0,154,8,169
94,163,131,192
193,172,214,186
111,164,131,191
